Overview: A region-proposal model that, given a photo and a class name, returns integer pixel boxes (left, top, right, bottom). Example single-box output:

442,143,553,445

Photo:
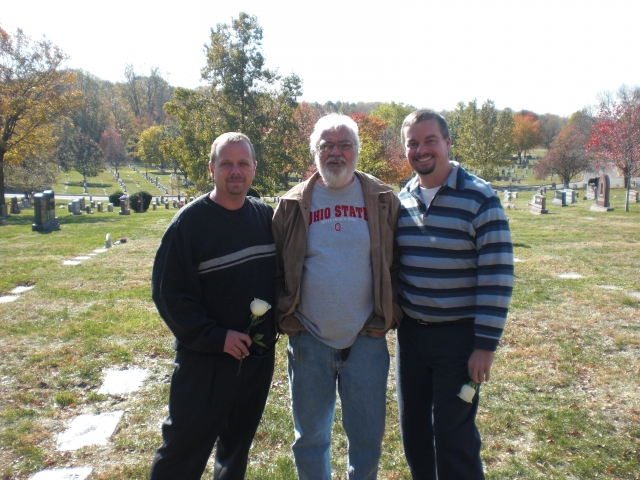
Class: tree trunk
0,153,5,207
626,179,630,212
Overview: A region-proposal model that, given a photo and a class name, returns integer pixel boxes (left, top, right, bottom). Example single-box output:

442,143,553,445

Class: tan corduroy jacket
272,171,403,334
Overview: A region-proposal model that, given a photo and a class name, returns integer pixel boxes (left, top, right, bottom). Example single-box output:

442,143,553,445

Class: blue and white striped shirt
397,163,514,351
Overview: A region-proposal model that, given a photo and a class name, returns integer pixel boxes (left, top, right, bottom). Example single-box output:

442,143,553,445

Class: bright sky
4,0,639,117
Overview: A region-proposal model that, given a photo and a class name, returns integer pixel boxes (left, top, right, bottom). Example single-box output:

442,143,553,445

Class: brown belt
410,316,474,327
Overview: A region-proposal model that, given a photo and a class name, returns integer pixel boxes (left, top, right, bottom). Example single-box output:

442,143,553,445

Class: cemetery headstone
590,174,614,212
152,203,157,211
552,190,567,207
119,195,130,215
530,194,548,214
10,197,20,214
97,202,103,213
564,189,577,204
79,197,86,210
108,203,114,212
586,184,597,200
0,204,7,218
32,190,60,231
629,190,638,203
551,183,556,190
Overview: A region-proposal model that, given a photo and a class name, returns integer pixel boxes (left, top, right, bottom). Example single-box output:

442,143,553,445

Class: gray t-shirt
295,177,374,349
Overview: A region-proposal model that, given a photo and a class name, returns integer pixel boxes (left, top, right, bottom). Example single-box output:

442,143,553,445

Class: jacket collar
283,170,394,203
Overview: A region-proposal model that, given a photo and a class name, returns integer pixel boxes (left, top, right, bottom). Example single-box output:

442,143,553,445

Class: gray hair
401,109,450,145
209,132,255,164
309,114,360,155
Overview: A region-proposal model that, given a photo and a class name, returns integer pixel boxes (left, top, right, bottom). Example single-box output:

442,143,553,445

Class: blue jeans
396,318,484,480
287,332,389,480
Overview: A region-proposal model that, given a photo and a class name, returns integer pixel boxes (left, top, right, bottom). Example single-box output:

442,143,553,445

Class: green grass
1,188,639,478
49,163,186,198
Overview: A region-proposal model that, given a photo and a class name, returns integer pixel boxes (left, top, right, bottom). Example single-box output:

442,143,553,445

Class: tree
587,88,640,211
512,113,542,163
71,70,111,142
56,131,104,186
4,152,58,195
165,12,301,195
451,100,514,181
534,125,592,187
137,125,166,171
539,113,566,150
370,102,415,138
99,126,128,174
349,113,410,186
290,102,321,178
0,27,81,207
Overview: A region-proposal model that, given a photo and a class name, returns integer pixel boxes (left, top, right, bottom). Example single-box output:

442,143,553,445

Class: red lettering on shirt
349,206,356,217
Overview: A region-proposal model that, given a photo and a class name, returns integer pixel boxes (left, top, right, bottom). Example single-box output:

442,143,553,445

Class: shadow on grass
65,181,112,188
513,243,532,248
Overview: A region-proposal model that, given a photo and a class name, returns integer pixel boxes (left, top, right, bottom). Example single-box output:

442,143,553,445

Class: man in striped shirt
395,110,514,479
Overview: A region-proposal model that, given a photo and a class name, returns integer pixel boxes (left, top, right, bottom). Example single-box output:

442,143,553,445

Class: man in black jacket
149,132,277,480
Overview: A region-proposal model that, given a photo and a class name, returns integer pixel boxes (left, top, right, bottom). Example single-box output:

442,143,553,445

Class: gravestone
629,190,638,203
586,184,597,200
152,203,157,211
165,201,170,209
57,411,123,451
590,174,614,212
552,190,567,207
0,204,7,218
10,197,20,214
98,368,148,395
79,197,86,210
70,199,81,215
97,202,103,213
107,203,114,212
32,191,60,231
119,195,130,215
85,205,92,214
551,183,556,190
530,194,548,214
564,189,577,204
30,467,93,480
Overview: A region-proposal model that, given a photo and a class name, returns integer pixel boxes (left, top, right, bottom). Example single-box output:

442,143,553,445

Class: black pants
149,348,275,480
396,318,484,480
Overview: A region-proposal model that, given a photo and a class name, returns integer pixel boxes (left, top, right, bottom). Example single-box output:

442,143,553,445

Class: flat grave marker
29,467,93,480
11,286,34,294
57,410,123,451
558,273,583,279
98,368,148,395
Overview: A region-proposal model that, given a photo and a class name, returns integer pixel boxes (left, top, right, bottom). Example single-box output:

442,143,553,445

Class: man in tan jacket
273,113,401,480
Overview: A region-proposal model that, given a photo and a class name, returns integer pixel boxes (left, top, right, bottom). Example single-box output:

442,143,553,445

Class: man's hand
368,319,397,338
224,330,251,360
468,349,495,384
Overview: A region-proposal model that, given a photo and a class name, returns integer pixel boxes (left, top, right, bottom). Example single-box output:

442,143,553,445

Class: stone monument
552,190,567,207
590,174,614,212
32,190,60,231
530,194,548,214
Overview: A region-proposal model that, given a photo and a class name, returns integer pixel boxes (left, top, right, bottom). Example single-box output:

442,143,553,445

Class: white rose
458,384,476,403
250,298,271,317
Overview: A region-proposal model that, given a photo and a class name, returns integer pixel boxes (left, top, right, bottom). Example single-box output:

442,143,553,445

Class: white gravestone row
29,368,148,479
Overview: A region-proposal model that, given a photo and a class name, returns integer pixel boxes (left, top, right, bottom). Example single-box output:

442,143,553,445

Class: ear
209,162,215,180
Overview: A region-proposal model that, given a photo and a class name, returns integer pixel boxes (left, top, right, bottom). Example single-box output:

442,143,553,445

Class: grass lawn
50,165,186,198
0,188,639,479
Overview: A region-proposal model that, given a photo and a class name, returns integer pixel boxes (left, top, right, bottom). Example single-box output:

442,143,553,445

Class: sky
3,0,639,117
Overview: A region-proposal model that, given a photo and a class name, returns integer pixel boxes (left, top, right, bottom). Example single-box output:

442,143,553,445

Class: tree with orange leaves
349,113,410,186
512,113,542,163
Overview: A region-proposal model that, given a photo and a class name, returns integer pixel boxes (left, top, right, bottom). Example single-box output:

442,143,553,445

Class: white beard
316,155,357,189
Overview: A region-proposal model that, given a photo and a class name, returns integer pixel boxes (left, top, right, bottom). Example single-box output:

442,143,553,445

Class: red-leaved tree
99,126,128,174
534,125,592,187
587,92,640,211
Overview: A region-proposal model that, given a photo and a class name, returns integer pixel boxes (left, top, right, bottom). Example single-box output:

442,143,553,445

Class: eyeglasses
317,141,354,154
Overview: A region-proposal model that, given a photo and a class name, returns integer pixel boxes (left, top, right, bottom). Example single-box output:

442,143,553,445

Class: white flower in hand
250,298,271,317
458,381,477,403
